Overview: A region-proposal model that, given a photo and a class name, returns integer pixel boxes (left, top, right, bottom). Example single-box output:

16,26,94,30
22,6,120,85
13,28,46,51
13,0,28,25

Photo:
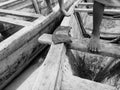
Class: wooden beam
38,34,120,58
62,74,116,90
0,9,42,18
78,2,93,6
0,17,32,26
74,8,120,14
0,0,19,7
31,43,65,90
12,0,42,10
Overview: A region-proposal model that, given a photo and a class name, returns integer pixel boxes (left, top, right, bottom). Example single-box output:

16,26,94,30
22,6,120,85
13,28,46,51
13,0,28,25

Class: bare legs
45,0,70,16
58,0,70,16
88,1,105,52
45,0,53,13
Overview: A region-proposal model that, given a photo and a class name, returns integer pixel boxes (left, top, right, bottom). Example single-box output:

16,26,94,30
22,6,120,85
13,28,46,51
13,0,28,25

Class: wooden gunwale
0,17,32,26
0,0,23,8
0,9,42,18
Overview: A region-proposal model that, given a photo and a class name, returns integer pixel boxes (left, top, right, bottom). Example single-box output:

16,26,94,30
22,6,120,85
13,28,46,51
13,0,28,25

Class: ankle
91,34,100,39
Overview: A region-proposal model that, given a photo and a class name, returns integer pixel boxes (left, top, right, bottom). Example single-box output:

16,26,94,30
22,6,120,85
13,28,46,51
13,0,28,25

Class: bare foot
87,36,100,53
61,9,71,17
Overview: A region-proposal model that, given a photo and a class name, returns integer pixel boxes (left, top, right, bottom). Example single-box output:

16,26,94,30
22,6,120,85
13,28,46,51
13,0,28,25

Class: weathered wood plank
78,2,93,5
75,8,120,14
38,34,120,58
31,43,65,90
0,0,18,7
0,9,42,18
0,35,46,90
0,17,32,26
0,0,27,10
0,0,30,10
62,74,116,90
12,0,42,10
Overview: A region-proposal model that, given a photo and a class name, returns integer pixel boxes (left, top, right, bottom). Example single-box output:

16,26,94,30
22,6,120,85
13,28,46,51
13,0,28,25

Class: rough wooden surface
0,0,19,7
0,35,46,90
75,8,120,14
0,17,32,26
62,73,116,90
31,43,65,90
0,9,41,18
1,0,32,10
39,34,120,58
78,2,93,6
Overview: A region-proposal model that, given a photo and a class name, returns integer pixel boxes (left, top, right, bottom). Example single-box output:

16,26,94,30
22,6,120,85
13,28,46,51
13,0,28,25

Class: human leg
45,0,53,12
58,0,70,16
88,1,105,52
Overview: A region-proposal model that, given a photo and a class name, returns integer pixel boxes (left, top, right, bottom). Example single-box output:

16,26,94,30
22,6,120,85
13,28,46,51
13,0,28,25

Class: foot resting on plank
88,0,120,53
87,1,104,53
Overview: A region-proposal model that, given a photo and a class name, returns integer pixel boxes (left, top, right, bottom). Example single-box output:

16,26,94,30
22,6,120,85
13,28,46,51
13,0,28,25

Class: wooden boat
0,0,77,89
14,0,120,90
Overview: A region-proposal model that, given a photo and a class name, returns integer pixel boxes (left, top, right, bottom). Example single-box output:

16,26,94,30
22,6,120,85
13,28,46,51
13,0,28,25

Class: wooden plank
62,74,116,90
0,35,46,90
0,0,30,9
74,8,120,14
78,2,93,5
0,0,19,7
12,0,42,10
0,9,42,18
0,17,32,26
31,43,65,90
38,34,120,58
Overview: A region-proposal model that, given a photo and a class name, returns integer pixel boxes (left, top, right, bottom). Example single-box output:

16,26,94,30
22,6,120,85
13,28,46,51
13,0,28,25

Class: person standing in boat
45,0,70,16
88,0,120,52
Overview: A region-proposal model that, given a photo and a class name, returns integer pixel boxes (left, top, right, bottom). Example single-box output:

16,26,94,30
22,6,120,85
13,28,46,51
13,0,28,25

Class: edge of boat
0,0,76,89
